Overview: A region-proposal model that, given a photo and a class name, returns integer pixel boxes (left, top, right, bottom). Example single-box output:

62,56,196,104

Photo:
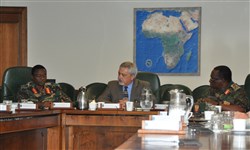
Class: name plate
102,103,120,109
51,102,72,109
19,103,37,109
0,104,7,111
49,102,73,109
154,104,168,110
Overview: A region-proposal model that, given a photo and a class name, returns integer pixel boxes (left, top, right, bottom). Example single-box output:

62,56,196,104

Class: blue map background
135,8,200,75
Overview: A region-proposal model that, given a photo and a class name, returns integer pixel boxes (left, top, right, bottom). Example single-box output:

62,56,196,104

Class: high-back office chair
192,85,210,103
58,82,76,101
0,86,2,102
86,82,107,100
244,74,250,103
135,72,161,103
157,84,173,103
1,66,32,102
160,84,192,104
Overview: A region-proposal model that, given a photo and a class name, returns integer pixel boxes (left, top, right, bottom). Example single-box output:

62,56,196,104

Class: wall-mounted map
134,7,201,75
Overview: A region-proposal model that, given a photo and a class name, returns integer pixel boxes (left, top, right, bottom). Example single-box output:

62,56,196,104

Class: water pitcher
140,88,153,111
168,89,194,124
77,87,88,110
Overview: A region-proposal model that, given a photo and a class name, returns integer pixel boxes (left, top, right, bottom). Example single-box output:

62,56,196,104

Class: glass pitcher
168,89,194,124
77,86,88,110
140,88,153,111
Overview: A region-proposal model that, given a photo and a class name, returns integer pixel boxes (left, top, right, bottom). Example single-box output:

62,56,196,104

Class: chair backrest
86,82,107,100
1,66,32,102
192,85,210,102
244,74,250,101
158,84,173,103
160,84,192,103
135,72,161,102
135,72,160,92
58,82,76,101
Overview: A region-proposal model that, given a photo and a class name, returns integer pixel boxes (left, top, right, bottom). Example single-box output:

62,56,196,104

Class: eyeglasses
118,72,131,78
210,77,222,82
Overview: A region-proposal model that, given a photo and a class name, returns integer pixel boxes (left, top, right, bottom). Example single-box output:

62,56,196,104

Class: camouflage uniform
196,82,249,112
17,81,72,103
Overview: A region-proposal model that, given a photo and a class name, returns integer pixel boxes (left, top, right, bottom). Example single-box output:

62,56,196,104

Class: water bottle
77,86,88,110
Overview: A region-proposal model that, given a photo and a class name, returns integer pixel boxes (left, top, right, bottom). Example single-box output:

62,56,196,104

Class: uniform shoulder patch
231,83,240,91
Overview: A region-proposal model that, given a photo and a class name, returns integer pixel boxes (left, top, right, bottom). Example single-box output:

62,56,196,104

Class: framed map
134,7,201,75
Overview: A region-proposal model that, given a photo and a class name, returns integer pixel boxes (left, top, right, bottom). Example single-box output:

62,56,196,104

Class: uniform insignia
223,101,230,105
224,89,230,95
215,93,220,98
231,83,240,91
34,93,41,97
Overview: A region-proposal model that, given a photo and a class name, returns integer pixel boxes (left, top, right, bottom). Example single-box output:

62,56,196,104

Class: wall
1,0,249,90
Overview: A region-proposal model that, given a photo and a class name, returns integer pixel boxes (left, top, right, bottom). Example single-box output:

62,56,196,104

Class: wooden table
2,109,250,150
115,127,250,150
61,109,158,150
0,110,61,150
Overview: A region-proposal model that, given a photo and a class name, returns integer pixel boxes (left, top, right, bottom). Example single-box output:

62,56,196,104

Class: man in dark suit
97,61,155,108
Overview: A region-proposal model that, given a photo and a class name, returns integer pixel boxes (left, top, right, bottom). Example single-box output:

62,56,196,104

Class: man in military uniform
195,65,249,112
17,65,72,104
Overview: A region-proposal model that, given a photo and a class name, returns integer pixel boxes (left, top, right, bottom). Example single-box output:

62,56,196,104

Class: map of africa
134,7,201,75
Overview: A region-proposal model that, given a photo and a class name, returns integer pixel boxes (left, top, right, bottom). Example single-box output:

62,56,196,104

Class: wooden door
0,7,27,84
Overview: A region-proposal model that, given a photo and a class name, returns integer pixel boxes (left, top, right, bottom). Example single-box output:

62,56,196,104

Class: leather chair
244,74,250,102
157,84,173,103
86,82,107,100
192,85,210,103
135,72,161,103
1,66,32,102
160,84,192,103
0,86,2,102
58,82,76,101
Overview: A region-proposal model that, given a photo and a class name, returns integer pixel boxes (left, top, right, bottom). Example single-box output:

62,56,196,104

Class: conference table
115,126,250,150
0,109,158,150
60,109,158,150
0,110,61,150
1,109,250,150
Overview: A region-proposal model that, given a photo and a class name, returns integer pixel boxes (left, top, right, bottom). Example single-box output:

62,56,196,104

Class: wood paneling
0,129,47,150
0,110,61,150
0,7,27,84
62,110,158,150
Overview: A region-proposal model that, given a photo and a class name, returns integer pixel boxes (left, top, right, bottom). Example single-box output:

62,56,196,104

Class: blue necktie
123,86,128,99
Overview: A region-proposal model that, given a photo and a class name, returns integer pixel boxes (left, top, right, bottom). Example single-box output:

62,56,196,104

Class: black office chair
86,82,107,100
58,82,76,101
135,72,161,103
1,66,32,102
192,85,210,103
158,84,173,103
244,74,250,104
160,84,192,103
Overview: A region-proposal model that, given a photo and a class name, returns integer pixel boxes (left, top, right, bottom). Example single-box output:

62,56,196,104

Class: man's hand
234,111,249,119
202,98,218,105
119,99,128,110
247,111,250,117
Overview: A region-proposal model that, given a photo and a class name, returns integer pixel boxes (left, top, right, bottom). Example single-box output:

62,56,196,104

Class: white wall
1,0,249,90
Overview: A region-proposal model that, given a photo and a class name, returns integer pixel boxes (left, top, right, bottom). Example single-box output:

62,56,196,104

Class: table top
115,126,250,150
62,109,159,116
0,109,61,119
0,109,159,118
